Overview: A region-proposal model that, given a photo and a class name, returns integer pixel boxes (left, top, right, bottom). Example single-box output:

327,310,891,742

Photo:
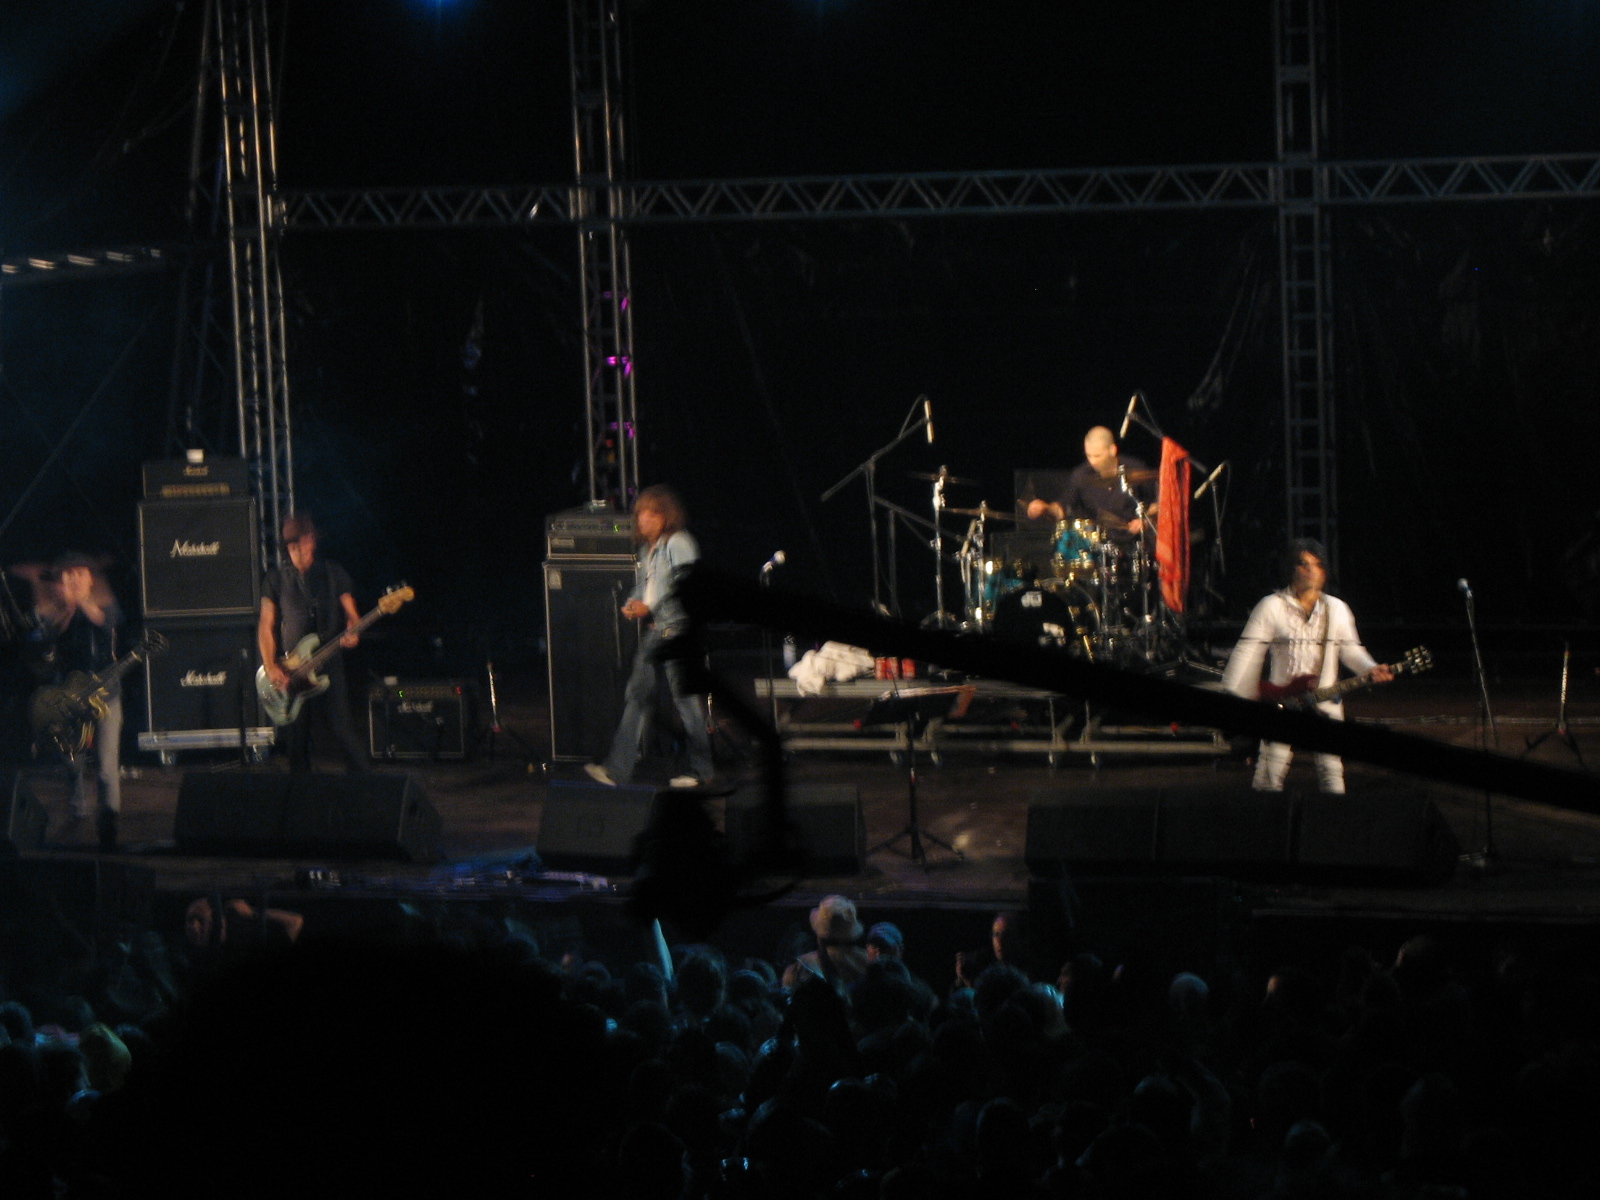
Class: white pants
1252,700,1345,794
72,693,121,816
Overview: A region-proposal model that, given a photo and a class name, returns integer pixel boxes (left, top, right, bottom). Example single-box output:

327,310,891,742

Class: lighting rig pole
568,0,639,511
1274,0,1337,565
167,0,294,568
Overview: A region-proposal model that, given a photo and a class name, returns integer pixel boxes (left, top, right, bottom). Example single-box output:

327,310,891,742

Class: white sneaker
668,775,702,789
583,764,617,786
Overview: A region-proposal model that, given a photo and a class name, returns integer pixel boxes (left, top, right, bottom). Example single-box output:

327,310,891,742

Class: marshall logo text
180,670,228,688
170,540,222,558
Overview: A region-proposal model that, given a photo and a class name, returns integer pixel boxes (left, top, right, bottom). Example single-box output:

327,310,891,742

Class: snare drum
1052,519,1103,580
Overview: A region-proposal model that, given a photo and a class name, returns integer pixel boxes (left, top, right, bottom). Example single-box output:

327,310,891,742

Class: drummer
1025,425,1158,539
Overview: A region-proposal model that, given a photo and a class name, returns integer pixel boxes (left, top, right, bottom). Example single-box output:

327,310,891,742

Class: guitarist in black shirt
33,554,124,849
258,514,367,773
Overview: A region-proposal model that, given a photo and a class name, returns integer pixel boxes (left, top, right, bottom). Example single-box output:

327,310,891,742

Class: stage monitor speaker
282,774,442,862
1296,787,1460,884
726,784,864,876
1026,784,1458,884
144,619,260,734
175,772,442,862
368,681,468,761
2,770,48,854
537,780,658,872
543,559,641,761
139,497,259,617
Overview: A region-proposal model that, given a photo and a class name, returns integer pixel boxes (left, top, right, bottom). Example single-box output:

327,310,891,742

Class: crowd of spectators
0,890,1596,1197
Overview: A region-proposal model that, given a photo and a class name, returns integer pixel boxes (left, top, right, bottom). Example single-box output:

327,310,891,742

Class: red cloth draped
1156,437,1192,613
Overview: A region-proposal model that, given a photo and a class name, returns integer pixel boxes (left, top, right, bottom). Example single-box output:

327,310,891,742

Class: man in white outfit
1222,540,1392,793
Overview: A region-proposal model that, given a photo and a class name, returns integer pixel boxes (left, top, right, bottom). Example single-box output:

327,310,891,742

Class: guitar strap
1317,598,1336,698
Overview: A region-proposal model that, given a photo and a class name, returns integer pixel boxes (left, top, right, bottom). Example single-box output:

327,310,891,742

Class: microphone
923,397,934,444
1457,578,1472,598
1192,460,1228,500
761,550,787,576
1118,392,1139,440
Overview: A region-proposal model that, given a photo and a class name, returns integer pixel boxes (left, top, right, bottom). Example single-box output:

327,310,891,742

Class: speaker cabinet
368,682,468,761
537,780,659,872
543,559,640,761
175,772,442,861
144,619,261,734
2,771,48,854
139,498,259,617
1025,784,1459,884
726,784,865,876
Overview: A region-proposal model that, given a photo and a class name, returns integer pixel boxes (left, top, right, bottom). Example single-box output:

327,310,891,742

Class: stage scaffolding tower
569,0,639,511
1274,0,1337,561
169,0,294,568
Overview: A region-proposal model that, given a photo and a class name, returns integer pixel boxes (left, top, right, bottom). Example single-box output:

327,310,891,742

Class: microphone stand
1523,642,1584,765
1460,582,1501,872
821,401,933,617
761,558,782,735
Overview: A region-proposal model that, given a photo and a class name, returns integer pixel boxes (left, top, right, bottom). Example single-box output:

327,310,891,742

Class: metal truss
1275,0,1335,558
569,0,638,510
0,245,168,284
273,153,1600,231
212,0,293,565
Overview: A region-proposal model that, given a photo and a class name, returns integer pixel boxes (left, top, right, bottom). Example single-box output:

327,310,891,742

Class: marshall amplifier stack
544,506,640,761
135,454,274,760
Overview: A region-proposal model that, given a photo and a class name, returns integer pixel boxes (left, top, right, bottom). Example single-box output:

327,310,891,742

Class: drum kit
820,396,1209,670
938,473,1163,665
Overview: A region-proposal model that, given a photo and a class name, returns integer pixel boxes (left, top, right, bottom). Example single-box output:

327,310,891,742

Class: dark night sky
2,0,1599,676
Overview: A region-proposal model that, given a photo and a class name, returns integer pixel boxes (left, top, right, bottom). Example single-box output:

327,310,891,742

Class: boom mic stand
821,399,934,617
1459,579,1501,872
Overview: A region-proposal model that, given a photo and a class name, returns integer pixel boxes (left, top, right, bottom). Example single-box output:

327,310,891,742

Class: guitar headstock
378,584,416,616
1399,646,1433,676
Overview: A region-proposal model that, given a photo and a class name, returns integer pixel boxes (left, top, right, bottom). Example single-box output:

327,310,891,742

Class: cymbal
908,470,980,486
945,505,1016,521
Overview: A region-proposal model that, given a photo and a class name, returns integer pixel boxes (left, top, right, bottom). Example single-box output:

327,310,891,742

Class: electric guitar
30,629,168,760
256,585,414,726
1259,645,1433,709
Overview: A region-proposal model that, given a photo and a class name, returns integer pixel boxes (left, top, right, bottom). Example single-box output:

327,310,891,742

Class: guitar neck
299,604,389,676
94,643,153,693
1315,662,1402,703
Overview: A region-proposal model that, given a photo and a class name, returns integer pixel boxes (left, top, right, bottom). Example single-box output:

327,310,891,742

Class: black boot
96,809,119,853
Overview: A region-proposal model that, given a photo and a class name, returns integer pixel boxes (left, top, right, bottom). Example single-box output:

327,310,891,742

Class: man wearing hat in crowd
791,895,870,990
258,513,367,773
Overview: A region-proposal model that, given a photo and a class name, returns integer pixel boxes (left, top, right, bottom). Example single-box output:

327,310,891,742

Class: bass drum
990,582,1100,654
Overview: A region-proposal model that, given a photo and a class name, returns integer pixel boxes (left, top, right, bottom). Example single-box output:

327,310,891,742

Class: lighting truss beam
275,154,1600,230
0,246,168,284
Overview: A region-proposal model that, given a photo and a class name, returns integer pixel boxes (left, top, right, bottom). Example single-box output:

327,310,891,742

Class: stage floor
12,670,1600,935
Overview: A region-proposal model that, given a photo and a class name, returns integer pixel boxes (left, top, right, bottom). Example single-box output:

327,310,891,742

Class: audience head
865,922,904,962
810,895,864,947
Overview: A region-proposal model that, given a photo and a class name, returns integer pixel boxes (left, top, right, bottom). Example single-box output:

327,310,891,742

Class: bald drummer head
1083,426,1120,478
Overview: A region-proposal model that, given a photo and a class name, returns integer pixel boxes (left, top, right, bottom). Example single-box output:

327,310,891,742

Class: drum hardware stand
821,398,935,617
926,466,962,630
865,690,964,868
1458,579,1502,874
1523,641,1584,765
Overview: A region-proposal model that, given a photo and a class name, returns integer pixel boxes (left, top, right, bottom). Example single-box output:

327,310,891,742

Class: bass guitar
29,629,168,760
1259,645,1433,709
256,585,414,726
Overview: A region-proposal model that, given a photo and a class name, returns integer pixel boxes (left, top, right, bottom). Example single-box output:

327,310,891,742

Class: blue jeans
603,628,714,783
